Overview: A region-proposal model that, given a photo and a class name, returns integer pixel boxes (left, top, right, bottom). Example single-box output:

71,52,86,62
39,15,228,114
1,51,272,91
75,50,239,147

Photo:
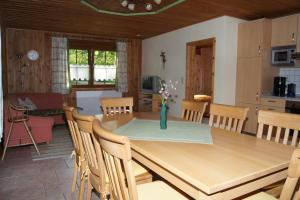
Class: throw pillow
24,97,37,110
17,98,26,107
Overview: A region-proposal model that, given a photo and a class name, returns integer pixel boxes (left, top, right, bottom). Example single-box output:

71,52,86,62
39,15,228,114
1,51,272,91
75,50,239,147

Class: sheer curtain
51,37,69,94
116,41,128,93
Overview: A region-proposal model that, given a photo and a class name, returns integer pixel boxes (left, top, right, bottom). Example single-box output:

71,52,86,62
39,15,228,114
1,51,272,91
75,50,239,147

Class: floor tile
2,184,46,200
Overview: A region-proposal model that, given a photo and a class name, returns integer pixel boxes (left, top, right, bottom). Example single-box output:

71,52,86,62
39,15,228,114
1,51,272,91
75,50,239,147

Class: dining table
96,112,295,200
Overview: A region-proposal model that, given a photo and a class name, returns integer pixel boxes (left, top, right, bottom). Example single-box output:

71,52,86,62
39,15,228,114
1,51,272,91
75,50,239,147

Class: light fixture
145,3,152,11
81,0,186,16
128,3,135,11
121,0,128,7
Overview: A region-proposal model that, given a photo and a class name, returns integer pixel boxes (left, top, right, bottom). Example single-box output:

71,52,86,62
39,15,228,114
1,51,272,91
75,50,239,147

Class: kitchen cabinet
236,57,261,104
271,14,297,47
237,19,263,58
236,103,259,134
260,97,286,113
236,18,278,134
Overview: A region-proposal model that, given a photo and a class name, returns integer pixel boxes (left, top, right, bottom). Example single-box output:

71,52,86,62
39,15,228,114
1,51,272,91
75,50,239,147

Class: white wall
76,90,122,115
142,16,245,116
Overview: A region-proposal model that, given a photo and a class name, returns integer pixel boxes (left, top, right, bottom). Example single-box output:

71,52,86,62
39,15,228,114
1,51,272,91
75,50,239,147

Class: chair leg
1,122,14,160
78,173,85,200
86,178,93,200
23,121,40,155
71,161,78,192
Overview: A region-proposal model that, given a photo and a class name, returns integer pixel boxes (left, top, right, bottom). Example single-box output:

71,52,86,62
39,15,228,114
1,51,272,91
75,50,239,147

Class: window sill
71,84,117,91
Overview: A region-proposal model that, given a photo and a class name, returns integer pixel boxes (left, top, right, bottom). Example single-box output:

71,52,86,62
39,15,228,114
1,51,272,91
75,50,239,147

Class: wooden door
236,102,259,134
236,57,261,104
271,14,297,47
186,38,215,101
297,15,300,52
237,19,263,58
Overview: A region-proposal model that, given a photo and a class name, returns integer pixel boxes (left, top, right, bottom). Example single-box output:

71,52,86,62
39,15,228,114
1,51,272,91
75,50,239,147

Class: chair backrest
256,110,300,147
73,112,107,190
63,106,84,157
209,104,249,133
181,100,207,123
100,97,133,116
279,149,300,200
93,120,138,200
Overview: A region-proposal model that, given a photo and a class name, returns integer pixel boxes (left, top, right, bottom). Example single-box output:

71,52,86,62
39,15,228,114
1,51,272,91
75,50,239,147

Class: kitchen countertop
261,95,300,102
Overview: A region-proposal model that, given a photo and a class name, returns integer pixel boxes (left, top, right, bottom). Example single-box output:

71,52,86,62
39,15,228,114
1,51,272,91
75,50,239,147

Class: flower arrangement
158,79,178,105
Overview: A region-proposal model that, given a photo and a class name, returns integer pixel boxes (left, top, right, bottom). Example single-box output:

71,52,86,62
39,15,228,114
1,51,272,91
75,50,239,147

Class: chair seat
132,161,148,176
243,192,277,200
137,181,188,200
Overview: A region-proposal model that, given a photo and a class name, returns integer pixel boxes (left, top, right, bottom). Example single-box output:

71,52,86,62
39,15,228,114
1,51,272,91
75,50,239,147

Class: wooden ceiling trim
1,0,300,39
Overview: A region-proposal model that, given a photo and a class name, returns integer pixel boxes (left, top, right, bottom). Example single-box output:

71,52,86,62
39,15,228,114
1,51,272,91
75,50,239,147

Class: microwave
271,46,295,65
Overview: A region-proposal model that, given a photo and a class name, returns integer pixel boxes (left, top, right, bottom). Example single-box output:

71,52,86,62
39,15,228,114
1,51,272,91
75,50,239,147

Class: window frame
68,47,117,89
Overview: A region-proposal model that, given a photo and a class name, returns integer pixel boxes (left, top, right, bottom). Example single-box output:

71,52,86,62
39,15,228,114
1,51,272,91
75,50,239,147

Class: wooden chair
209,103,249,133
93,120,188,200
2,102,40,160
100,97,133,116
243,148,300,200
256,110,300,146
73,112,152,200
73,112,109,200
63,106,86,200
181,100,207,123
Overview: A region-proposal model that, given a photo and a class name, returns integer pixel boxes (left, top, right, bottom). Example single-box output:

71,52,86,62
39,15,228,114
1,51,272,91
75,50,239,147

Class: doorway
186,38,215,115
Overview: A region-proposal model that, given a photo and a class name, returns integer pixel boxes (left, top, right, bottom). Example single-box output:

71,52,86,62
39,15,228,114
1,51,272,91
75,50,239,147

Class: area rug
31,125,74,161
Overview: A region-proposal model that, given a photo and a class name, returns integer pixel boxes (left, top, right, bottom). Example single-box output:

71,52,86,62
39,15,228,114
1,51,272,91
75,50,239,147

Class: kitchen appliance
287,83,296,97
271,46,295,65
286,100,300,114
273,76,286,97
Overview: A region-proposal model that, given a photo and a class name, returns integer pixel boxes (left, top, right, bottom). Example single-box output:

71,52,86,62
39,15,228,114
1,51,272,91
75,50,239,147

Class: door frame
185,37,216,100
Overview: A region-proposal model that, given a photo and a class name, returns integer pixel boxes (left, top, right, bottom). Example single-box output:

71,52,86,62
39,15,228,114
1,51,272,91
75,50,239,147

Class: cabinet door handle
258,45,261,54
267,108,275,111
255,107,259,115
292,33,295,41
267,100,276,103
256,93,259,101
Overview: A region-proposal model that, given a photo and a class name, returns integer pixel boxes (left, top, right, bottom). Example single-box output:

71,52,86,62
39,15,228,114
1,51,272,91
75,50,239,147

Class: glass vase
160,103,167,129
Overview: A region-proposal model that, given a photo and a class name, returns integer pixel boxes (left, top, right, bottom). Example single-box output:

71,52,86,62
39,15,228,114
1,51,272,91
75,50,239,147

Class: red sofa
4,93,65,147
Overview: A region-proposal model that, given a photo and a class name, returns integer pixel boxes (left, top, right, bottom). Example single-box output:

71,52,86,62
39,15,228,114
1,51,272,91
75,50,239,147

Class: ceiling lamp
81,0,186,16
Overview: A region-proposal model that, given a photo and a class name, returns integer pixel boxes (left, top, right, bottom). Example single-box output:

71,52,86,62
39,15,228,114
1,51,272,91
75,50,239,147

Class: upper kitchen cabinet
238,19,271,58
237,19,265,58
271,14,298,47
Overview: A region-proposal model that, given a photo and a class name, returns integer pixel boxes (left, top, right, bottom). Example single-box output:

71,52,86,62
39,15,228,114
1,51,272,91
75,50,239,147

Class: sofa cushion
18,97,37,110
8,93,63,109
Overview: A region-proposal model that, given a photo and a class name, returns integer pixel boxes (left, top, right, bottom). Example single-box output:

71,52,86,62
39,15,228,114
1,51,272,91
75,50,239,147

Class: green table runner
114,119,213,144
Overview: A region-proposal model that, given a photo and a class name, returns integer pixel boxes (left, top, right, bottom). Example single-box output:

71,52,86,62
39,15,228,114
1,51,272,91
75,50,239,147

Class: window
68,43,117,87
69,49,89,85
94,50,117,85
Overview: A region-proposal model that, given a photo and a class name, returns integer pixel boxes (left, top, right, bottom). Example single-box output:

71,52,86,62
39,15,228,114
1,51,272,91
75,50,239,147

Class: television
141,76,161,93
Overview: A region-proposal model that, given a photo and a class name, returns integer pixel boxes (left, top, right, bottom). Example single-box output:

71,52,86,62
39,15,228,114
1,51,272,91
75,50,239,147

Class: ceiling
1,0,300,39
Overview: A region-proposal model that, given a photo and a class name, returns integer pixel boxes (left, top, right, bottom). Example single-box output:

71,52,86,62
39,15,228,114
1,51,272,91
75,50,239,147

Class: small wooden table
98,112,294,200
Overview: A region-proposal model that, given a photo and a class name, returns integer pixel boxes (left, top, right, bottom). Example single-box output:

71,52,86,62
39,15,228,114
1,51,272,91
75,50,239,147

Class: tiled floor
0,146,100,200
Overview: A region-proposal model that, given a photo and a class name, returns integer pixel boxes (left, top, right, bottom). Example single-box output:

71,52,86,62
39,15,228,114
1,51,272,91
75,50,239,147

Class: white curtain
51,37,69,94
116,41,128,93
0,26,3,140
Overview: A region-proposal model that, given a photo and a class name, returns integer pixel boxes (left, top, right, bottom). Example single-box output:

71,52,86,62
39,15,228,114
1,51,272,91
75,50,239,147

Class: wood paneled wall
126,39,142,112
6,28,51,93
4,28,142,109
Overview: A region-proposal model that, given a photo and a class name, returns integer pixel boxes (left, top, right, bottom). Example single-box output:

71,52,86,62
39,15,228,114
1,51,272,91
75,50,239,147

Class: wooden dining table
97,112,295,200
